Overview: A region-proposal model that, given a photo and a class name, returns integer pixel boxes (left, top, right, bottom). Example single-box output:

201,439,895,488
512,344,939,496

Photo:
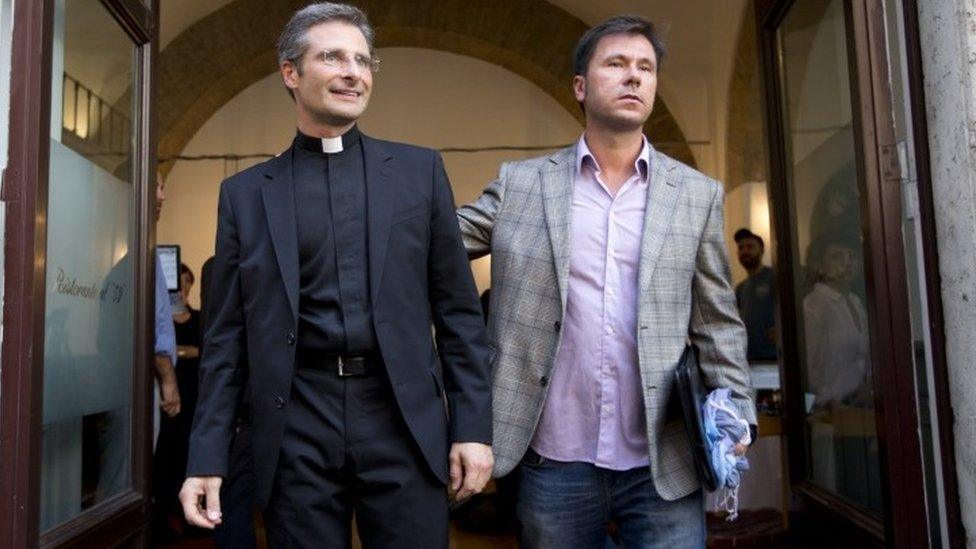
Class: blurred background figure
803,229,880,510
733,228,776,362
153,263,202,543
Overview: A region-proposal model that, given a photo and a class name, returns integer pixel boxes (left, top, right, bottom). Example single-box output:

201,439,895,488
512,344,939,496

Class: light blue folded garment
703,388,751,521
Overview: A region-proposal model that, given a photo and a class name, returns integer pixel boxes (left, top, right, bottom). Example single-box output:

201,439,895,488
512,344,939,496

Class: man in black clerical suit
179,4,494,547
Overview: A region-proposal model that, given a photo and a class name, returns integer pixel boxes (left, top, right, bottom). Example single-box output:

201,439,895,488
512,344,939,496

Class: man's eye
324,52,339,63
354,55,370,69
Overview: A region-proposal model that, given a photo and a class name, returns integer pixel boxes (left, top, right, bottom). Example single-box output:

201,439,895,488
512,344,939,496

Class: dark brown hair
573,15,666,77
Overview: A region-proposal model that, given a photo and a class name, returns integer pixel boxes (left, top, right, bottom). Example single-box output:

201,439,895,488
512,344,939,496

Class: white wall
159,48,583,308
917,1,976,544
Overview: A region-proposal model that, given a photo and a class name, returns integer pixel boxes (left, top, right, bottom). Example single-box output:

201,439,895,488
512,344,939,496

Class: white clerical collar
321,135,344,153
295,125,361,154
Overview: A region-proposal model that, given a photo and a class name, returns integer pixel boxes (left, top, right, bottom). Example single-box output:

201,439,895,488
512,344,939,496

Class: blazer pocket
392,204,428,225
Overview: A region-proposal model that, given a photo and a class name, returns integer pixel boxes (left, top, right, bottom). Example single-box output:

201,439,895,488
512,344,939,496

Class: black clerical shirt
292,125,377,355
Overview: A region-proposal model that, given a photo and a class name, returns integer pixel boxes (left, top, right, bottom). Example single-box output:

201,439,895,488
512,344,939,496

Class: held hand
179,476,223,529
733,443,748,457
159,377,181,417
449,442,493,502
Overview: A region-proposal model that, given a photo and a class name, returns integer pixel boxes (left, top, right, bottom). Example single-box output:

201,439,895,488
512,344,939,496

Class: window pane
777,0,883,513
40,0,137,532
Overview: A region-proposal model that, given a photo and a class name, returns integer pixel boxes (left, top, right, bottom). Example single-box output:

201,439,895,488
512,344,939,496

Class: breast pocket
392,203,428,225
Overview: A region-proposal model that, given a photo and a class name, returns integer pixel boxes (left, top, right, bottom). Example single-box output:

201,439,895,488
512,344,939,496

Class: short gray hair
276,2,375,73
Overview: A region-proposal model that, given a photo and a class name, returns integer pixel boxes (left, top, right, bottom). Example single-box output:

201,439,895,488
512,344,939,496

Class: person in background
153,263,204,541
733,228,777,361
803,233,870,408
803,231,880,508
154,176,180,428
149,175,182,540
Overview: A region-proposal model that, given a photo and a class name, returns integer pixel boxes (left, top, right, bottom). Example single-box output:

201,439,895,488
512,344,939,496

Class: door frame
0,0,158,546
755,0,943,545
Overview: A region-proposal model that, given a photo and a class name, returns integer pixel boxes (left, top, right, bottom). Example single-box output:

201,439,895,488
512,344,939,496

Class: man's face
737,237,763,271
155,178,165,221
573,32,657,132
281,21,373,128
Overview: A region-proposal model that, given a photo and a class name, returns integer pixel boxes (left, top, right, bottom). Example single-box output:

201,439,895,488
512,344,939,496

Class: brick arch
158,0,695,175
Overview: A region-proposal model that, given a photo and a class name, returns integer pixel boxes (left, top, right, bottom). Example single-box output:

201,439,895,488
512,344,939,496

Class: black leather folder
674,343,720,492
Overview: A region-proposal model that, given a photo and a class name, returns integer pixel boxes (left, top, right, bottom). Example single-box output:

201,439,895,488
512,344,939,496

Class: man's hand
449,442,493,502
159,376,181,417
179,476,223,529
155,354,180,417
734,443,748,457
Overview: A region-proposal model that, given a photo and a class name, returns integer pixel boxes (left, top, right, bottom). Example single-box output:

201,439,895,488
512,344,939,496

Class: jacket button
553,321,561,332
275,396,285,409
285,331,296,345
540,376,549,387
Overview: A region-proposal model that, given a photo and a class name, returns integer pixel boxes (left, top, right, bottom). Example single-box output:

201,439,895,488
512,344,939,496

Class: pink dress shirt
530,135,651,470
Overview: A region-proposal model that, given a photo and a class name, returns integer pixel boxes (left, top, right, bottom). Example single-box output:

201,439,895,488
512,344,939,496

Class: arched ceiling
157,0,702,175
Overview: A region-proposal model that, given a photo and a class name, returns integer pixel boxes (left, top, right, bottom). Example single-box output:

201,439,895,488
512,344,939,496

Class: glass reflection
777,0,882,512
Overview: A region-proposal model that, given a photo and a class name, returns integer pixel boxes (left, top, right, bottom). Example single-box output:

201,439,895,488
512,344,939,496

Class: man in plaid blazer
457,15,756,548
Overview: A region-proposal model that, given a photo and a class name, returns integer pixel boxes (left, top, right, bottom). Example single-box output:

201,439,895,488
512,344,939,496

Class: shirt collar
294,124,361,153
814,282,851,302
575,134,650,182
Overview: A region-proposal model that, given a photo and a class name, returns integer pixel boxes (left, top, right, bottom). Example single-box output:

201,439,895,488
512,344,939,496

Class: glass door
41,0,139,531
0,0,157,546
757,0,934,545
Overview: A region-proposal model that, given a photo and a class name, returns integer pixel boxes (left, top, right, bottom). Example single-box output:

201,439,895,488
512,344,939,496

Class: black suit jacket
187,135,493,507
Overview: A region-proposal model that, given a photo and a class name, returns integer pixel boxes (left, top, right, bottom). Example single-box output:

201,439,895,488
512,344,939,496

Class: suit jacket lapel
637,149,682,296
540,146,576,310
362,135,394,305
260,150,300,321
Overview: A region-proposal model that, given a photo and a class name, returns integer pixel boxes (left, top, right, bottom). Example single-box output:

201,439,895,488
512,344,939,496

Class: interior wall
158,48,582,308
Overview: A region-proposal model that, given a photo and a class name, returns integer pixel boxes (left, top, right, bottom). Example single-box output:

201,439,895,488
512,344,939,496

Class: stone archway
158,0,695,175
725,1,768,192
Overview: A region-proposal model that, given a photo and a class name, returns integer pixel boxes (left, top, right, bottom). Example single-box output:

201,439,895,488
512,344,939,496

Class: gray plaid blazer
457,143,757,501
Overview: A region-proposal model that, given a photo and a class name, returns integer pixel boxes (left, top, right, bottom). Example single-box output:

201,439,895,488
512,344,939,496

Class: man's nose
340,60,363,79
624,67,642,87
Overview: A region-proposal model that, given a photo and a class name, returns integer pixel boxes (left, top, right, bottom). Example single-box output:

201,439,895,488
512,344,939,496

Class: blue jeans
516,450,705,549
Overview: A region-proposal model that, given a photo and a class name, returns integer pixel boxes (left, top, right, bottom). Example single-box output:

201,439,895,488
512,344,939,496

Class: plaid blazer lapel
637,149,683,299
539,146,576,310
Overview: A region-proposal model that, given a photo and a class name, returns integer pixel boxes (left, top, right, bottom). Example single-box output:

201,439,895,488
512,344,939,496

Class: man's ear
281,60,300,91
572,74,586,104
